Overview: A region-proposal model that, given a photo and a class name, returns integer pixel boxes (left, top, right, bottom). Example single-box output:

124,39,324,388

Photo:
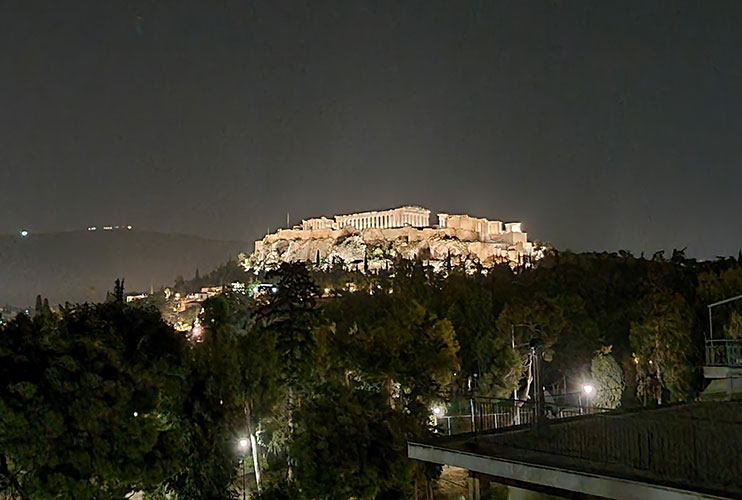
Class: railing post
470,398,476,434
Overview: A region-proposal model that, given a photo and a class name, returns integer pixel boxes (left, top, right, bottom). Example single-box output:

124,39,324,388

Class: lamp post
529,338,545,429
238,438,249,500
432,406,442,432
580,384,594,414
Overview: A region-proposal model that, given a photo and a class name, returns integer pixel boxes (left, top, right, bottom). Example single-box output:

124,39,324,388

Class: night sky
2,1,742,259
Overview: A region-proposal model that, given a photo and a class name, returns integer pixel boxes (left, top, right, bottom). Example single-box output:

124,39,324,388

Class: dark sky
2,1,742,259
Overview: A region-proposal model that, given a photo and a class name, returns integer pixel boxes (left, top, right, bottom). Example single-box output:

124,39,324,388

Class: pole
511,325,518,401
709,306,713,340
242,458,246,500
529,338,545,429
470,398,476,433
512,325,521,425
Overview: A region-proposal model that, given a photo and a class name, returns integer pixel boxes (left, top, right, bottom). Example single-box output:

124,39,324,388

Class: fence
705,338,742,367
435,397,608,436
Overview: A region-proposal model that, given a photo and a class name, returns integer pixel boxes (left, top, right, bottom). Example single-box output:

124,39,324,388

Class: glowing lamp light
133,411,139,417
20,230,28,237
583,384,594,395
239,438,249,448
432,406,442,416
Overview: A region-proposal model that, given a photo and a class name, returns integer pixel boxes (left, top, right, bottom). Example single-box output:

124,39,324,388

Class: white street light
583,384,594,395
238,438,249,499
432,406,442,415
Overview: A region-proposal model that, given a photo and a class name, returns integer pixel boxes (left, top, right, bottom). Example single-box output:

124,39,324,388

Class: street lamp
238,438,249,500
579,384,594,414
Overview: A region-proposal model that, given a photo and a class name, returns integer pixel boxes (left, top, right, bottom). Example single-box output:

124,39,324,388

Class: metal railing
705,338,742,367
489,402,742,495
435,397,608,436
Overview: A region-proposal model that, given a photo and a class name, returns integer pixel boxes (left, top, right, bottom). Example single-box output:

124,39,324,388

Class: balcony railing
705,339,742,367
435,397,608,436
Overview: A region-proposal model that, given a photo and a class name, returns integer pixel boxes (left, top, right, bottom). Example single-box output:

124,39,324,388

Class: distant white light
239,438,249,448
20,230,28,237
126,225,132,230
133,411,138,417
88,226,97,231
432,406,442,415
583,384,594,395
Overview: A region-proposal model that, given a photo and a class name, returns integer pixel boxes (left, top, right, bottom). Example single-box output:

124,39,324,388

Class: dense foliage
3,250,742,499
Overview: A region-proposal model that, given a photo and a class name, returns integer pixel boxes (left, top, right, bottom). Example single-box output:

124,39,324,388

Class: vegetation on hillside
3,250,742,499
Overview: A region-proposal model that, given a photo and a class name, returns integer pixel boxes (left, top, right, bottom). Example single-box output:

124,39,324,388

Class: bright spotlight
20,230,28,237
239,438,249,448
583,384,594,395
432,406,442,415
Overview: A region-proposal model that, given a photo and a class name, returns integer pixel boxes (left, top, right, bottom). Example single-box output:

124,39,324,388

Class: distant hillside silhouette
0,230,248,307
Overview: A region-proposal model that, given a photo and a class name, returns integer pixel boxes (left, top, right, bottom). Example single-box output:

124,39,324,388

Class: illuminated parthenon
302,206,430,231
249,205,540,272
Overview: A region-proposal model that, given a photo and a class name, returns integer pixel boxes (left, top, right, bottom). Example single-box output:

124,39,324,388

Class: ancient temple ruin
244,206,541,272
302,206,431,231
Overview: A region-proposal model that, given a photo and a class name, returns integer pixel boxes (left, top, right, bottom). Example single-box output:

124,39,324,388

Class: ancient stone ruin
241,206,542,272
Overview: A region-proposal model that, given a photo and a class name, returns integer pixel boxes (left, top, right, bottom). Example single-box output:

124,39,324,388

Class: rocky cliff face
241,226,539,272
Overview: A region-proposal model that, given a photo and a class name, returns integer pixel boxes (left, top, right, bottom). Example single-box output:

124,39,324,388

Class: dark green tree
167,294,246,500
0,302,189,499
590,346,624,409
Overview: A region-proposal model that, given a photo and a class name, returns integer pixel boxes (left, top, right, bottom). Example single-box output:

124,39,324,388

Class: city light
239,438,249,448
583,384,594,395
432,406,442,415
133,412,138,417
20,230,28,237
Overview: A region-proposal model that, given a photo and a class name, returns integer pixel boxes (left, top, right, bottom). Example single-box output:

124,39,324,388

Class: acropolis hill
241,206,541,272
